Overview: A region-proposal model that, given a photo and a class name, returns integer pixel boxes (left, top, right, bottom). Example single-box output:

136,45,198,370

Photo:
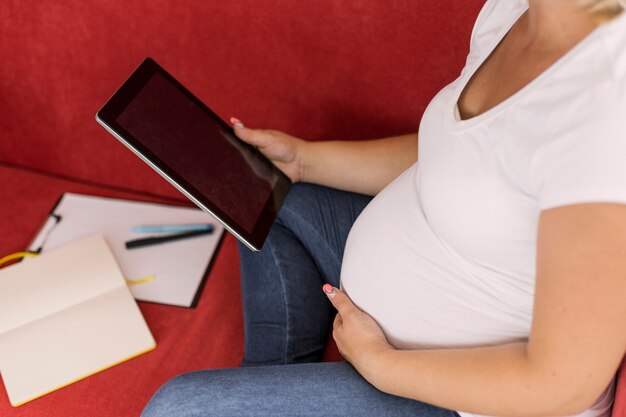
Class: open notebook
0,235,156,406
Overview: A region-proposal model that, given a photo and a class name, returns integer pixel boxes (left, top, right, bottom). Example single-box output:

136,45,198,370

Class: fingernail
230,117,244,127
323,284,335,298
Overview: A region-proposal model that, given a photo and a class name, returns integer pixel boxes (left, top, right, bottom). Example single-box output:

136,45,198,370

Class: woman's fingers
229,116,303,183
323,284,357,318
230,116,244,127
231,117,267,147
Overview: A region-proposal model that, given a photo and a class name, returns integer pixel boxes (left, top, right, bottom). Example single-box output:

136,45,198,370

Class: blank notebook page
0,235,155,406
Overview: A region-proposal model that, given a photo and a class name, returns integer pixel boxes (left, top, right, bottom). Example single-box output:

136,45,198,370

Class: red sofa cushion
0,164,246,417
0,0,484,197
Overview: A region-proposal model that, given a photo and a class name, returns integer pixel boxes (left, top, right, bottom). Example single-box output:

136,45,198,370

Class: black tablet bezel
96,57,291,251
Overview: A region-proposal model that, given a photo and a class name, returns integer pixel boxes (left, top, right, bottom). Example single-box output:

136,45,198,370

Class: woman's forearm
299,133,418,196
364,343,598,417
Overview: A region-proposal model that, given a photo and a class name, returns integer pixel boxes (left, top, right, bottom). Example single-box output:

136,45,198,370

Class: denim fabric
141,362,461,417
238,183,372,365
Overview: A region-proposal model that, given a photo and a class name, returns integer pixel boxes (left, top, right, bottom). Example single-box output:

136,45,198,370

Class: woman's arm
300,135,418,195
231,118,417,196
328,203,626,417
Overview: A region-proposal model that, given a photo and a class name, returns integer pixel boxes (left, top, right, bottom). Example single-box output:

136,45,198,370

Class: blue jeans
239,183,372,365
141,184,460,417
141,362,460,417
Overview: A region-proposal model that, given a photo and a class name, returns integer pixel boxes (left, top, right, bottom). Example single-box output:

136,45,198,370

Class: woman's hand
230,117,418,195
230,117,307,183
323,284,394,381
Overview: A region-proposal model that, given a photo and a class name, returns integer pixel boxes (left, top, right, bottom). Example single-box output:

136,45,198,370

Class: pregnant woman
142,0,626,416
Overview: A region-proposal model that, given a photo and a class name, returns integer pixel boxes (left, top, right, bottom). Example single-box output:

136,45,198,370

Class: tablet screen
116,72,279,235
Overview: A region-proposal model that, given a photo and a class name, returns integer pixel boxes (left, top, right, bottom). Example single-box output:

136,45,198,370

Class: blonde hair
579,0,625,23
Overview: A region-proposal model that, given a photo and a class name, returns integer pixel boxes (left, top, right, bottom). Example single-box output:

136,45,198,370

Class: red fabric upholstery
1,1,624,416
0,165,243,417
1,1,482,195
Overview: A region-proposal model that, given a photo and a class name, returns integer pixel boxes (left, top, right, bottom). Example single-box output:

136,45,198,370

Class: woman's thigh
238,183,372,365
141,362,460,417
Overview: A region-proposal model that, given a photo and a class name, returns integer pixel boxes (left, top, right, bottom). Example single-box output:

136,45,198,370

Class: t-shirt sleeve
530,89,626,210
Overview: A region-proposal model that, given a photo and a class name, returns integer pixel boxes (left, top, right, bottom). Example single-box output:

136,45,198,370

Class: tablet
96,58,291,251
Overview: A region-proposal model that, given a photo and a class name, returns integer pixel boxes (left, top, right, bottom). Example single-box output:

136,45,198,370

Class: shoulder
539,16,626,137
596,11,626,81
468,1,526,49
463,0,527,69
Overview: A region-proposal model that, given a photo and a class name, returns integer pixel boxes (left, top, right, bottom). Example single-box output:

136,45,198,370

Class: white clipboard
27,193,224,307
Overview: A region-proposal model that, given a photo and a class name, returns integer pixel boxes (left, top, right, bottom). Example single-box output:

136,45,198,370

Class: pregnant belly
339,167,531,349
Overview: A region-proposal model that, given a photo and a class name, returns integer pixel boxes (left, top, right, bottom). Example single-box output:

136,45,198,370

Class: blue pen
131,224,214,233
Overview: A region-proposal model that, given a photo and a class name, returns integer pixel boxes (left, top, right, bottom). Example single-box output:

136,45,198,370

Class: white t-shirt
340,1,626,416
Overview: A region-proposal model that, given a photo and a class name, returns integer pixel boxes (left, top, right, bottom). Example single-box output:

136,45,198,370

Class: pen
125,229,213,250
131,224,214,233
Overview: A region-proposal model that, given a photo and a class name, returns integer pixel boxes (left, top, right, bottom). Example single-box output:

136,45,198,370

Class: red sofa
1,1,624,416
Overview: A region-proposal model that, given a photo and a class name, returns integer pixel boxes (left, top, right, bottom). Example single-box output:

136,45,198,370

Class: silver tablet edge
95,114,261,252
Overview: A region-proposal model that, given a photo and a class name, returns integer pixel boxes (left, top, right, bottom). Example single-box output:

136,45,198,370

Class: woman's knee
141,371,213,417
141,368,277,417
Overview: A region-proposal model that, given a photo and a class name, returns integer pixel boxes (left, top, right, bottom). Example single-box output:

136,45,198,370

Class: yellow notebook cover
0,235,156,406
